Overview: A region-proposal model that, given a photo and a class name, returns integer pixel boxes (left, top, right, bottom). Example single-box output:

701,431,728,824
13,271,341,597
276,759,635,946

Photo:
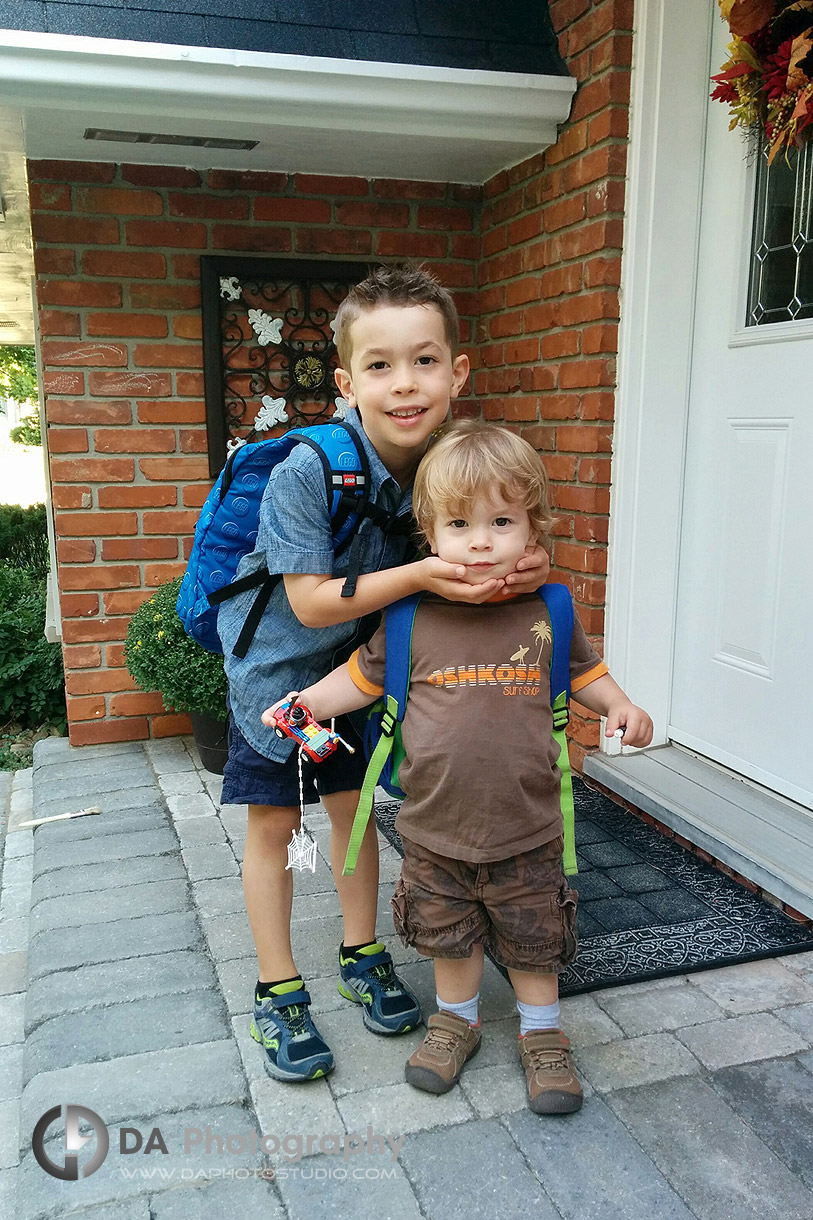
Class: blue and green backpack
343,582,578,877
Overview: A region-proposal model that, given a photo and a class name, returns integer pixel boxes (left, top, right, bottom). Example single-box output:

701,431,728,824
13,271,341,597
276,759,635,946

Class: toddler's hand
261,690,300,727
501,544,551,595
605,703,653,749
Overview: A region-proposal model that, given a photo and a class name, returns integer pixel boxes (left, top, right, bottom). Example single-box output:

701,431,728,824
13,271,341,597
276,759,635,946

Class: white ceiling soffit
0,29,576,183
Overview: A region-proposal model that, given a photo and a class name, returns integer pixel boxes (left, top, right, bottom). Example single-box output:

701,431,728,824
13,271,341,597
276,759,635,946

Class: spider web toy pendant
285,747,317,873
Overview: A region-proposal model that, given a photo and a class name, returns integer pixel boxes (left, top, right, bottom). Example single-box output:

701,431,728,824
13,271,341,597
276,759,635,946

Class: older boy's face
334,305,469,480
426,492,536,584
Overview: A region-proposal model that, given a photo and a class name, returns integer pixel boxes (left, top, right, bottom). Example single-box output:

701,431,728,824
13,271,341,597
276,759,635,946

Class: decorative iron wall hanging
201,257,369,476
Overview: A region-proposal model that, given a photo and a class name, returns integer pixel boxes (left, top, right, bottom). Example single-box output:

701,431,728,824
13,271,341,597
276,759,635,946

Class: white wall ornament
219,276,241,301
248,310,284,346
255,396,289,430
332,397,350,419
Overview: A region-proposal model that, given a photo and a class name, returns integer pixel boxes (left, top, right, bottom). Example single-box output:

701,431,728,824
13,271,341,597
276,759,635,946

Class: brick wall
475,0,633,767
29,163,481,745
30,0,634,758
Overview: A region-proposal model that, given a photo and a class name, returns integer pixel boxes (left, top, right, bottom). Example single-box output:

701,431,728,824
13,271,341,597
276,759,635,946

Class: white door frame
605,0,714,742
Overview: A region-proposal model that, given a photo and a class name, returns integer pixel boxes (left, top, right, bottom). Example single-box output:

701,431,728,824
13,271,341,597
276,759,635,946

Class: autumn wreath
712,0,813,162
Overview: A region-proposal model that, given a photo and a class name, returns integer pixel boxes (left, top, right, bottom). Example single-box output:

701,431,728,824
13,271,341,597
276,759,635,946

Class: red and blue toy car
271,700,354,764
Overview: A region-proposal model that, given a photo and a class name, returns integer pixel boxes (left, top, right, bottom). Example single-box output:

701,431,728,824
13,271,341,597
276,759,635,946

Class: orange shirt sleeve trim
348,649,384,697
570,660,609,694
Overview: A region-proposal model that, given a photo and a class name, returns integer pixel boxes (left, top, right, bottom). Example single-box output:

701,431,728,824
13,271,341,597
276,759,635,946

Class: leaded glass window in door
748,141,813,325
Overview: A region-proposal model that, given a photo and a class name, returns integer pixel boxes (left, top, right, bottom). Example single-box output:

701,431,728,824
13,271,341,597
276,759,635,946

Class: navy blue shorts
220,713,368,808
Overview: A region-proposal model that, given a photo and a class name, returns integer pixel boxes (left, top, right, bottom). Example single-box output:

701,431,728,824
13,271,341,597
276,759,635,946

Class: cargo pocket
557,880,579,967
390,878,413,948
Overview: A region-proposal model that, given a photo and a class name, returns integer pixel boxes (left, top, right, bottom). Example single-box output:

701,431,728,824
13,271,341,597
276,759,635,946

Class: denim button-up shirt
217,410,415,760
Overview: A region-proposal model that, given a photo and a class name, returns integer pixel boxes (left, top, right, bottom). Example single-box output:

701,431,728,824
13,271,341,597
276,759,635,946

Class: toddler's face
425,492,536,584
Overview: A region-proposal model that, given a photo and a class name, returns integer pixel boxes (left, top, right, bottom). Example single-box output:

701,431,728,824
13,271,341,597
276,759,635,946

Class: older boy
265,422,652,1112
217,268,549,1082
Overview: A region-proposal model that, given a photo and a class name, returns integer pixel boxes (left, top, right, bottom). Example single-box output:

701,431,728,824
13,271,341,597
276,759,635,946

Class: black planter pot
190,712,229,775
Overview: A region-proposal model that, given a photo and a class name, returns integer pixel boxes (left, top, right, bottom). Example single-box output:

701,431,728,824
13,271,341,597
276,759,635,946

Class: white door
670,19,813,810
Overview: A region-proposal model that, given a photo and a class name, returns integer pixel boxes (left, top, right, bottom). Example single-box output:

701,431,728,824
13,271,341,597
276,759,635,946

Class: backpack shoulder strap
342,592,423,876
539,584,578,877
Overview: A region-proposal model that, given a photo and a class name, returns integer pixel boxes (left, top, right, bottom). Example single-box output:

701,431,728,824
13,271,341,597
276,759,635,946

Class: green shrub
125,577,228,721
0,566,66,730
0,503,49,574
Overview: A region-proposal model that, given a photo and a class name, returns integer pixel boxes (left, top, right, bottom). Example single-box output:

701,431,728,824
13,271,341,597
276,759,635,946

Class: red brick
417,206,475,231
60,564,140,590
544,194,587,233
543,455,579,481
56,510,137,536
95,428,176,453
125,220,207,248
102,590,154,616
63,644,102,668
175,255,201,281
579,392,616,421
373,178,445,199
169,193,249,219
556,425,612,454
86,313,168,338
29,183,71,210
30,160,115,183
504,337,540,364
211,225,292,253
75,187,163,216
82,250,167,279
505,278,541,307
182,483,213,507
578,456,613,484
555,541,606,574
145,562,187,584
43,371,85,395
68,718,149,746
137,400,205,424
140,458,208,480
61,593,99,618
179,429,207,453
541,332,580,360
110,691,167,717
581,324,618,354
48,428,89,455
152,712,192,737
489,310,523,339
52,485,92,509
57,538,96,562
88,371,172,397
102,537,179,561
51,456,134,484
559,360,614,389
208,169,288,192
31,215,119,244
583,256,622,288
335,201,408,228
106,643,127,667
66,669,136,695
175,373,205,396
588,108,630,144
129,283,200,310
294,173,367,196
141,509,200,533
575,514,609,544
294,229,371,255
41,341,128,367
253,197,330,222
123,164,202,187
35,248,76,275
39,309,81,337
172,316,202,340
555,484,611,514
47,399,131,426
67,694,107,721
39,281,122,308
133,343,203,368
98,485,177,508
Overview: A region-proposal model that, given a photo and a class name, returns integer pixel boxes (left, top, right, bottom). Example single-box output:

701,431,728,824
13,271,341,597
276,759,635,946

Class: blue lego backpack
177,421,408,658
342,583,577,877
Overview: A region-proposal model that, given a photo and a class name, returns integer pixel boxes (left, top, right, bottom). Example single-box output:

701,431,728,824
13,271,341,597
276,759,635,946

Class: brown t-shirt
349,592,607,863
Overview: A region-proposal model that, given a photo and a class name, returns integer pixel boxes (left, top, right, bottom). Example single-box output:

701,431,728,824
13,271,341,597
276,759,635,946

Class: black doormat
374,776,813,996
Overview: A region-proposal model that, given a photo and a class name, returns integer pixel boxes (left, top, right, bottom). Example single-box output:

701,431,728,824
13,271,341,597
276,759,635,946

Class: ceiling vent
84,128,258,151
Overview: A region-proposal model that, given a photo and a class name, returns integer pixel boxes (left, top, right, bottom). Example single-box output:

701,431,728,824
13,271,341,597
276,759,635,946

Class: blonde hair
413,421,555,547
333,263,459,368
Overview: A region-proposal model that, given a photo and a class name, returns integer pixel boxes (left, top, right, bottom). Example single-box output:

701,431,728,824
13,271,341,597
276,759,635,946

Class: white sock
437,992,480,1026
517,998,560,1036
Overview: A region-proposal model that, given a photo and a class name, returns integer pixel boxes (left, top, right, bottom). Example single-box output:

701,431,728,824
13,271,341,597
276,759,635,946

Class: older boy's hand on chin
500,543,550,595
419,556,504,603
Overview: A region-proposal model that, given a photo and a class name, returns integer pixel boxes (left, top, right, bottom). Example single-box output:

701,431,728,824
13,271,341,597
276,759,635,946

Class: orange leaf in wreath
727,0,775,36
791,84,811,120
787,29,813,92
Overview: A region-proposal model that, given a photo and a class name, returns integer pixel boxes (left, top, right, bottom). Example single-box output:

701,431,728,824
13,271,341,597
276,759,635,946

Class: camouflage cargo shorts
391,835,579,974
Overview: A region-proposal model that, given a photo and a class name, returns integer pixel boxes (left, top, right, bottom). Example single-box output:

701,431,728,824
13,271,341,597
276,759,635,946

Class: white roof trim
0,28,576,181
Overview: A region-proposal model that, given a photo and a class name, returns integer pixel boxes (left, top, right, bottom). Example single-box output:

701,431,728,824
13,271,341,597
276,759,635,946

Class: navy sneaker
337,943,422,1035
250,982,334,1081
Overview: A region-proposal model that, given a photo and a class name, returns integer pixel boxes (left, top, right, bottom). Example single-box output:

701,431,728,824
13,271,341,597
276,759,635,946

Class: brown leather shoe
519,1028,583,1114
404,1011,481,1094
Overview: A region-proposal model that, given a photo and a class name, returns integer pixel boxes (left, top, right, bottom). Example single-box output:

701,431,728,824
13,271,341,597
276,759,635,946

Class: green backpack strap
342,694,399,876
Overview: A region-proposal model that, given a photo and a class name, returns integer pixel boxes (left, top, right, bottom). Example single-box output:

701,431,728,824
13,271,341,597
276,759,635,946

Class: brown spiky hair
333,263,460,369
413,420,555,549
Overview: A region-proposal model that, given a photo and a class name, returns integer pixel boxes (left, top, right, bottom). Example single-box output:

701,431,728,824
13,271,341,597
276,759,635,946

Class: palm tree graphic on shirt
531,619,552,666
